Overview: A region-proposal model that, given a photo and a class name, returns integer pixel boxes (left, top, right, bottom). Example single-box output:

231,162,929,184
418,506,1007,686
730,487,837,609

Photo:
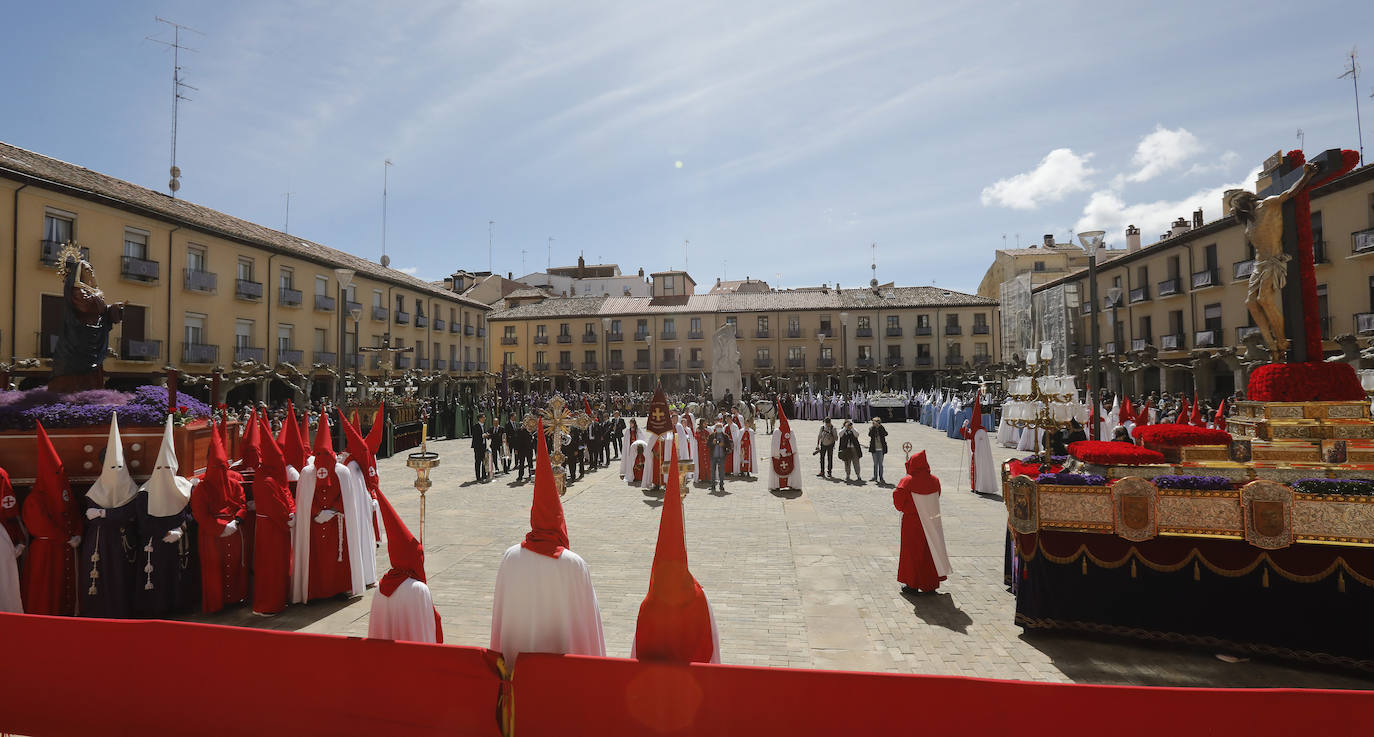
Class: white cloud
1074,165,1262,242
1185,150,1241,177
1127,125,1204,183
980,148,1096,210
398,266,420,275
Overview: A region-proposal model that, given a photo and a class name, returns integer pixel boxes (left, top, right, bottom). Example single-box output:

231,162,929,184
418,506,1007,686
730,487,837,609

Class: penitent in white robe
1016,426,1040,453
291,458,368,603
762,427,802,492
619,427,644,479
344,460,381,588
490,545,606,665
965,428,998,494
368,577,438,644
913,492,953,578
0,530,22,614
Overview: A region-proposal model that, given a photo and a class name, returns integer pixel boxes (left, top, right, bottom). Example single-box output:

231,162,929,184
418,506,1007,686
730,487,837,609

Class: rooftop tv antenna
870,242,878,287
381,159,393,267
547,237,554,270
1296,128,1305,151
1339,47,1365,166
684,239,689,272
283,191,293,234
488,220,495,273
146,17,203,198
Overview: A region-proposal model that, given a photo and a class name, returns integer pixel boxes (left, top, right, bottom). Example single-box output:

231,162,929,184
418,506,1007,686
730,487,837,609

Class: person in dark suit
499,416,517,474
611,411,626,460
472,413,490,482
512,418,534,482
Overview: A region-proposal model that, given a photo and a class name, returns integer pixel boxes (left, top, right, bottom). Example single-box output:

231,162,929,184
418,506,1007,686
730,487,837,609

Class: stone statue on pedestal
710,324,741,404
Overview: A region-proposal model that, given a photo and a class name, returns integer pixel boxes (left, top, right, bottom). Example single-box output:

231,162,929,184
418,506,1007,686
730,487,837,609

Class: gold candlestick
406,435,440,543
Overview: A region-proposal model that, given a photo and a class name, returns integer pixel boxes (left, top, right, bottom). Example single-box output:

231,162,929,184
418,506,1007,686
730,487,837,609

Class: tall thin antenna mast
684,240,689,272
547,237,554,270
381,159,393,267
1296,128,1305,151
521,249,527,275
870,242,877,286
488,220,495,273
147,17,203,198
283,191,293,234
1340,48,1365,166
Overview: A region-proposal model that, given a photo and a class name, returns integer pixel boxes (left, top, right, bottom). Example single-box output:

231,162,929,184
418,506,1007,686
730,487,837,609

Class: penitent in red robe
695,428,711,483
23,423,83,616
251,414,294,614
893,451,947,592
193,425,249,613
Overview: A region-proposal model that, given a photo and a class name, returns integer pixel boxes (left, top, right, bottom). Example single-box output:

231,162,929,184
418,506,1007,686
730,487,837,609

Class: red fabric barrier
512,653,1371,737
0,613,504,737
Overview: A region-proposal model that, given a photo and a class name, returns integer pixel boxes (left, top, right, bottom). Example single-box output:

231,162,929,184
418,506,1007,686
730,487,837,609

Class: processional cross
359,338,415,383
522,395,592,494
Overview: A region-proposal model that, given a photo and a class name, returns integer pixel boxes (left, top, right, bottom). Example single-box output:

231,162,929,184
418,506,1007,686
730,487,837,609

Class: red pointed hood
1120,395,1133,424
634,438,714,663
203,421,232,489
1214,399,1227,431
349,409,360,430
280,401,307,470
897,450,940,495
340,409,379,496
1190,394,1204,426
522,420,570,558
1175,396,1190,425
238,408,262,470
968,389,983,437
33,420,74,513
365,402,385,455
1136,400,1151,426
255,413,288,484
312,412,337,470
776,399,792,438
375,489,443,643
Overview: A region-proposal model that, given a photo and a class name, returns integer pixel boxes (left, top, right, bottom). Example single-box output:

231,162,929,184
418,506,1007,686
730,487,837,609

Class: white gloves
220,520,239,538
287,512,295,528
372,498,379,513
162,529,184,544
86,508,106,520
68,535,82,548
12,543,22,558
314,510,338,524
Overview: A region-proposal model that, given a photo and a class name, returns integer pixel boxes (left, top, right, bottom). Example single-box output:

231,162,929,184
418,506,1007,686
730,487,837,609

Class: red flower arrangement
1247,361,1365,402
1068,440,1166,466
1132,425,1232,447
1007,459,1063,479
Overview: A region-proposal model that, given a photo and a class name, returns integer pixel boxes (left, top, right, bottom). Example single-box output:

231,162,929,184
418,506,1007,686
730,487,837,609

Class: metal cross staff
522,395,592,494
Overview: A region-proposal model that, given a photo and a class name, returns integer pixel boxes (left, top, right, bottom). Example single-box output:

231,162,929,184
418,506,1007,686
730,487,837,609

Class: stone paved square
194,419,1374,689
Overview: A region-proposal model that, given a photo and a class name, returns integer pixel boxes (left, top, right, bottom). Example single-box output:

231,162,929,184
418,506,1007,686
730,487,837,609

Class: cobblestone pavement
195,419,1374,689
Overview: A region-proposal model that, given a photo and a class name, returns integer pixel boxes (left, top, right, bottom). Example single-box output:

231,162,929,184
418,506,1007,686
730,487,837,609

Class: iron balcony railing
314,294,336,311
1104,342,1117,354
816,328,834,338
434,359,446,371
372,306,389,321
1129,286,1149,303
1236,325,1262,342
608,360,624,370
688,359,705,369
183,343,218,364
817,357,835,368
885,356,904,367
1357,312,1374,335
633,360,650,370
417,358,430,370
434,319,446,332
450,323,462,334
315,351,338,365
944,355,964,366
184,269,218,293
945,325,962,335
753,330,768,339
1131,338,1149,352
582,333,598,343
556,333,571,343
501,336,518,345
395,311,411,325
607,332,623,342
1314,239,1329,264
235,279,263,300
234,346,265,363
556,361,574,370
855,327,873,338
915,325,932,336
753,357,774,368
581,361,598,371
120,255,160,281
346,354,363,369
1157,277,1182,296
278,349,304,365
688,330,705,340
1194,330,1217,348
972,324,990,335
392,355,406,369
915,355,932,366
857,357,875,368
1353,228,1374,255
415,315,428,328
534,335,549,344
635,331,650,342
1161,333,1185,351
39,240,64,266
973,355,991,365
1191,268,1218,289
345,301,363,316
886,327,903,337
1233,260,1255,280
660,359,678,369
278,287,302,306
121,338,161,361
786,328,802,339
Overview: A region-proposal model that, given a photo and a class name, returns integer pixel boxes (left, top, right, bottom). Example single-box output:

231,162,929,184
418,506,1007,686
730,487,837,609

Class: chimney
1170,216,1191,239
637,267,644,277
1042,234,1054,248
716,276,721,285
443,276,454,290
507,271,512,279
577,254,586,277
1192,208,1203,228
1125,225,1141,252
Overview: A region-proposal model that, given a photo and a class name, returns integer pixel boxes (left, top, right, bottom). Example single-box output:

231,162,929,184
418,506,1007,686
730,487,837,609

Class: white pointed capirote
87,411,139,509
141,416,193,517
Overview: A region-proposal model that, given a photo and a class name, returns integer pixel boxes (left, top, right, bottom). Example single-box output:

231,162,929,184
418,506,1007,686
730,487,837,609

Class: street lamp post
333,268,355,407
601,317,611,406
839,312,849,393
646,334,654,391
1078,231,1105,440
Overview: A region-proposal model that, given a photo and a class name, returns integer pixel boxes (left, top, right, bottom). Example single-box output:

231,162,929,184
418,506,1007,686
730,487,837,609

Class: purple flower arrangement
1022,455,1069,465
1036,472,1108,486
0,385,209,431
1151,475,1234,491
1291,478,1374,497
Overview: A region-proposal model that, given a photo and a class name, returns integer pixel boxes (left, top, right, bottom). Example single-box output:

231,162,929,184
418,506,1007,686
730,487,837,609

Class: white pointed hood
141,416,193,517
86,411,139,509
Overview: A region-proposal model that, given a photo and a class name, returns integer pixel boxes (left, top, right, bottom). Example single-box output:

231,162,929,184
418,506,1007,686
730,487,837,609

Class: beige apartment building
488,271,1000,393
0,141,491,405
1032,162,1374,403
976,233,1094,299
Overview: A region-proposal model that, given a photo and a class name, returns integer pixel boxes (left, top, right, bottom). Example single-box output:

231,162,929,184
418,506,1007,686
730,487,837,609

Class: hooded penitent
338,409,379,585
892,451,952,592
251,412,295,615
370,489,443,643
634,440,716,663
135,416,196,615
192,422,248,613
22,421,82,615
523,420,569,558
341,409,382,544
81,412,142,617
143,416,192,517
0,467,20,613
86,412,139,509
280,401,307,477
292,412,366,603
765,399,800,491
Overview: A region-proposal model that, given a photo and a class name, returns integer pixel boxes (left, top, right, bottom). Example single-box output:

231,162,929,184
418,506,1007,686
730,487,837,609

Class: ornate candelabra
406,403,440,543
1004,342,1079,460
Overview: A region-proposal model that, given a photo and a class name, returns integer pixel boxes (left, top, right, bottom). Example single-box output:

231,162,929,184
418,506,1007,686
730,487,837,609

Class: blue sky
5,1,1372,294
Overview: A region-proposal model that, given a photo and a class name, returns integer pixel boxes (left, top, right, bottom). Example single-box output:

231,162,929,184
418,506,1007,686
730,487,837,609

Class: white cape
763,428,802,491
965,428,998,494
0,531,22,614
490,545,606,665
291,459,367,603
1016,426,1040,452
345,460,381,587
630,593,722,664
368,577,437,644
913,492,952,577
619,427,644,478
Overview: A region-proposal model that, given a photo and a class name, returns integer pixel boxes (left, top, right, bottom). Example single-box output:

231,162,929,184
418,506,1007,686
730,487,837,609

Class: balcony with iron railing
434,359,446,371
886,326,903,337
39,240,63,266
753,357,774,368
1129,286,1149,304
1131,338,1149,352
608,359,625,370
855,327,873,338
415,314,429,329
434,318,446,332
582,361,599,371
582,333,598,343
417,358,430,370
688,359,705,369
183,343,218,364
816,328,834,338
1233,260,1255,281
373,306,389,321
533,334,549,344
817,357,835,368
1194,329,1217,348
885,356,904,367
1191,268,1218,289
1357,312,1374,335
633,360,650,370
857,357,875,368
450,322,462,334
972,323,990,335
1081,301,1093,314
1320,315,1333,340
553,360,571,371
395,311,411,325
234,346,265,363
460,360,473,371
183,269,217,293
1353,228,1374,255
1314,239,1329,264
915,355,932,366
787,357,805,369
557,333,572,343
501,336,518,345
660,359,679,370
346,354,363,369
944,354,964,366
345,301,363,317
915,325,932,336
753,330,768,339
235,279,263,301
945,324,962,335
278,348,304,365
478,328,486,338
1157,277,1182,297
1103,293,1123,309
120,255,160,282
1236,325,1262,343
120,338,161,361
316,351,338,365
1161,333,1185,351
1104,342,1117,354
392,355,407,369
278,287,302,306
314,294,336,312
635,331,650,342
786,328,803,339
607,331,623,342
973,355,991,366
688,330,704,340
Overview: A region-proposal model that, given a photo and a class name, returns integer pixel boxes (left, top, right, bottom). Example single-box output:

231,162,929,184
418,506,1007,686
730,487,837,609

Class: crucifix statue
360,337,414,383
522,395,592,495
